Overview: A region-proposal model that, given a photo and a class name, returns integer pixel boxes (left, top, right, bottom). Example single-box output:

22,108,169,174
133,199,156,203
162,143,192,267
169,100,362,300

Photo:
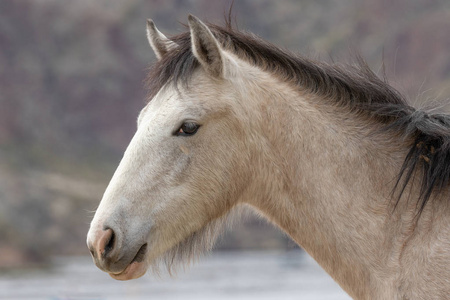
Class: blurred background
1,0,449,298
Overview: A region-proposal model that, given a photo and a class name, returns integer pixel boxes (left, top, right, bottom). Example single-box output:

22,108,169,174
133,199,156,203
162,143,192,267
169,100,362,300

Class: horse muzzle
86,224,149,280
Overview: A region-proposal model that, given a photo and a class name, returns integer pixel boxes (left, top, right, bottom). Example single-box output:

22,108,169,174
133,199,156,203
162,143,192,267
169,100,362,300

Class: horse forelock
145,21,450,217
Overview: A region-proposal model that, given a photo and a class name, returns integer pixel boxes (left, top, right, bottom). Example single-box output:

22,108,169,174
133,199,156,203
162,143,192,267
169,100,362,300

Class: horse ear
188,15,223,78
146,19,176,60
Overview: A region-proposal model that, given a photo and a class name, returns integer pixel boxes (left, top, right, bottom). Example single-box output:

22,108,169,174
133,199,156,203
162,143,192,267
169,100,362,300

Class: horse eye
176,122,200,136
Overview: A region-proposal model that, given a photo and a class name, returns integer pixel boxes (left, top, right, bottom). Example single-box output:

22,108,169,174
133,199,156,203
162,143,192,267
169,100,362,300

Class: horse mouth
132,243,148,263
109,243,148,280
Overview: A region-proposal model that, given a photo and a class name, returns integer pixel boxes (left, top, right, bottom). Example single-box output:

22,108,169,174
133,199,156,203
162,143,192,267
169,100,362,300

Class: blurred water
0,251,351,300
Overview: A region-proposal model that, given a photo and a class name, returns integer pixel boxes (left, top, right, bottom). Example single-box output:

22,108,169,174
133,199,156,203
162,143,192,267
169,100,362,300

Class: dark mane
146,22,450,216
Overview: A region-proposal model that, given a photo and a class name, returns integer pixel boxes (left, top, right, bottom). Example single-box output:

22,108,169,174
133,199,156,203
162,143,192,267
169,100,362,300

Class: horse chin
109,243,149,281
109,260,148,281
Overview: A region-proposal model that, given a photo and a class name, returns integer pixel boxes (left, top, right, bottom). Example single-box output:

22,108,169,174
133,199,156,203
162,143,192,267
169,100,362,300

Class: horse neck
239,78,442,298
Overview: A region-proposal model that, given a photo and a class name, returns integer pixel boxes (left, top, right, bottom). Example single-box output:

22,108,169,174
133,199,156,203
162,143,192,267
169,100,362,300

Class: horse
87,15,450,299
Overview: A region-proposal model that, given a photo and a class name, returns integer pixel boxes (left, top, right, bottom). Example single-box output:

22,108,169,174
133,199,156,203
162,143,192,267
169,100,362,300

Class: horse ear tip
188,14,200,25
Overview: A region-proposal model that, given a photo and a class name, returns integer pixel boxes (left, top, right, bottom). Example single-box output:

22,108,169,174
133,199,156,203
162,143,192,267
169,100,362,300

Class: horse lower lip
109,244,147,276
109,260,146,280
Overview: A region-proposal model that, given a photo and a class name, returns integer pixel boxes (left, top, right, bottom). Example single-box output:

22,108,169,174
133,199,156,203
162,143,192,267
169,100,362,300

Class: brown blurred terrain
1,0,449,268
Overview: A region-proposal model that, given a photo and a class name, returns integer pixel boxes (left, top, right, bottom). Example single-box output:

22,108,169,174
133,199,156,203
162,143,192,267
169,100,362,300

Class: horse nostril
103,229,115,258
94,228,116,260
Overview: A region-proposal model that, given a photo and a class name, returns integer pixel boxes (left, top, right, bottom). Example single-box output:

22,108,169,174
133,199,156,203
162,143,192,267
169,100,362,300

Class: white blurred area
0,251,351,300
